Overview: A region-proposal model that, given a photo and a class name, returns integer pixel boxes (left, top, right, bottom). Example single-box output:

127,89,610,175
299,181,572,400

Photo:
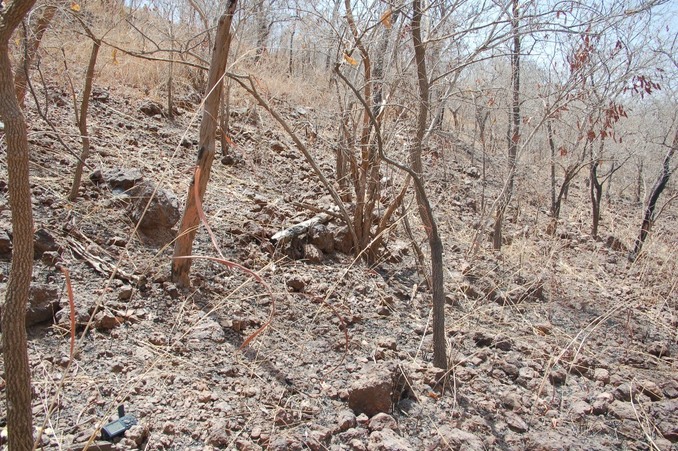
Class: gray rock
607,400,637,420
332,225,353,254
139,100,163,117
95,167,143,192
129,181,180,238
309,224,334,253
367,429,412,451
339,427,369,444
0,229,12,257
9,283,61,327
337,409,357,431
638,379,663,401
660,379,678,398
505,412,528,433
286,275,306,292
524,431,576,451
592,392,613,414
207,419,230,447
593,368,610,384
613,382,638,402
368,413,397,432
34,228,59,258
125,424,148,447
425,425,484,451
188,316,225,345
569,400,593,417
303,243,324,263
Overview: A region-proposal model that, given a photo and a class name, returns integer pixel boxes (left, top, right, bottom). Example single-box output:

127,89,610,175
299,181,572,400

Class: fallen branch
66,234,138,283
271,213,333,245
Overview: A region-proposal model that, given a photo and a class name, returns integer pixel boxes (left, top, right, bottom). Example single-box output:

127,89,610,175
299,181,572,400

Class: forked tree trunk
630,129,677,260
69,38,100,201
590,160,602,238
172,1,238,287
1,2,39,449
412,0,447,371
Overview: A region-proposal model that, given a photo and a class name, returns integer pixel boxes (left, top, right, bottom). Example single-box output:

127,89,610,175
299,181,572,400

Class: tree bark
590,160,602,238
1,2,39,449
630,129,677,259
412,0,446,370
14,3,56,106
493,0,520,250
172,0,238,287
69,37,100,201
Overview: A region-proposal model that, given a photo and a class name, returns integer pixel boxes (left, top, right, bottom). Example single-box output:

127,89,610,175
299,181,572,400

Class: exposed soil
1,82,677,451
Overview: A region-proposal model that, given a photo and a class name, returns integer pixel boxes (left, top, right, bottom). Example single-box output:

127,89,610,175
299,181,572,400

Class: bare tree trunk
344,0,379,259
606,160,615,205
220,82,231,156
630,129,677,260
412,0,446,371
590,160,602,238
590,136,605,238
325,0,342,71
493,0,520,250
14,3,56,106
548,115,556,217
253,0,270,63
1,2,38,449
635,159,643,205
172,1,238,287
69,38,100,201
288,22,295,75
167,32,175,120
372,6,399,119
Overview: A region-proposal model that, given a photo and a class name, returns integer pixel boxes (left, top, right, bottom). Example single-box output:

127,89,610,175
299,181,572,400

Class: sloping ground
0,82,677,451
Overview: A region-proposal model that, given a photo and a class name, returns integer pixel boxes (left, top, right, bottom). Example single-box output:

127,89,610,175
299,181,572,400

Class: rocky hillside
0,74,677,451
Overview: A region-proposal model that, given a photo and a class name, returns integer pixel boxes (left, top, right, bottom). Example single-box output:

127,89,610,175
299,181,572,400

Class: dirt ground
1,82,677,451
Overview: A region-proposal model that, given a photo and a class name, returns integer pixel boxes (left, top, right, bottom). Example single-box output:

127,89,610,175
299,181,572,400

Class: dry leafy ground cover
1,80,677,451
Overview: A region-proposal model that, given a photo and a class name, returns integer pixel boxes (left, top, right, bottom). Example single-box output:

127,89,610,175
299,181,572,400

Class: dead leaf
380,9,393,29
343,53,358,66
70,1,81,11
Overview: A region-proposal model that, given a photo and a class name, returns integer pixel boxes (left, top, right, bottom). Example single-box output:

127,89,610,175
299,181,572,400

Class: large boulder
0,283,60,329
129,181,181,242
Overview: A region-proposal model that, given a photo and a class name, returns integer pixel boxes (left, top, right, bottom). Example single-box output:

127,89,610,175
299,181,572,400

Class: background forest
0,0,677,449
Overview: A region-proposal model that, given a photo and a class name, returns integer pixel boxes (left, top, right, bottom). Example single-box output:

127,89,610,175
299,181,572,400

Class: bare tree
68,20,101,201
411,0,447,370
0,1,39,449
172,0,238,287
630,128,677,260
493,0,521,250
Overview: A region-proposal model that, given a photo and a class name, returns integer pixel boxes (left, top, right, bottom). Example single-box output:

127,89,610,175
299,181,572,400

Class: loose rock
426,426,484,451
348,363,404,417
129,181,180,242
368,413,398,432
367,428,412,451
